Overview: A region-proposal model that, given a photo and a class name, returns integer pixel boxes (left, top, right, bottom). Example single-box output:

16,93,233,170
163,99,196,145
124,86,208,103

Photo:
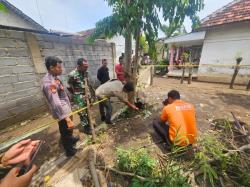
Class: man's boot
66,148,77,157
83,125,91,135
71,136,80,146
101,116,106,122
61,137,77,157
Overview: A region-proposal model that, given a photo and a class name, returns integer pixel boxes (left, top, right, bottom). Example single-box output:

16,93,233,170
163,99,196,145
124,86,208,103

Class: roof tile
200,0,250,29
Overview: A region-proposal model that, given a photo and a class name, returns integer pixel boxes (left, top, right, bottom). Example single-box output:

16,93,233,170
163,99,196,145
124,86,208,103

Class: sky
7,0,233,35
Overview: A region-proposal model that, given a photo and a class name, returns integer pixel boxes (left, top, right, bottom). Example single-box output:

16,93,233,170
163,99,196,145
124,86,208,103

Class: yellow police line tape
142,64,250,67
0,98,108,152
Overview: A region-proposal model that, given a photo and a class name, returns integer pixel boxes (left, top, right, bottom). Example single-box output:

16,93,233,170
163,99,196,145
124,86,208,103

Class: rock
20,120,31,126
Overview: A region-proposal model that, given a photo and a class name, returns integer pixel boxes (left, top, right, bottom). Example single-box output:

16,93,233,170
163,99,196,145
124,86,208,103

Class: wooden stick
188,66,193,84
225,144,250,156
98,166,147,182
85,73,97,143
97,170,108,187
180,66,185,84
88,149,100,187
231,112,250,143
247,80,250,91
230,59,241,89
150,65,154,86
231,112,242,130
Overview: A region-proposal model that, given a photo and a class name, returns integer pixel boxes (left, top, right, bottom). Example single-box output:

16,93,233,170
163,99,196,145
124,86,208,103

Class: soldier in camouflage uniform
68,58,91,134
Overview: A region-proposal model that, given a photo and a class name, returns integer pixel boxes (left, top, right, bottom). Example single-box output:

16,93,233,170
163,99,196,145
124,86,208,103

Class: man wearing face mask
41,56,78,157
153,90,197,147
68,58,92,134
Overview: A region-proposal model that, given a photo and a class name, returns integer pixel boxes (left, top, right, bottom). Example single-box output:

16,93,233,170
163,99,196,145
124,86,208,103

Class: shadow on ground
216,92,250,110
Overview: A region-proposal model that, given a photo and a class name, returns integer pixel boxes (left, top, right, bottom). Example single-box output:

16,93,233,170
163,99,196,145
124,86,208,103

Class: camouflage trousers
73,94,89,128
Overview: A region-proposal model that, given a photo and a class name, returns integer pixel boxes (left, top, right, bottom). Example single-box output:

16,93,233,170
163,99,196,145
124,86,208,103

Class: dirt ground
98,77,250,166
0,77,249,185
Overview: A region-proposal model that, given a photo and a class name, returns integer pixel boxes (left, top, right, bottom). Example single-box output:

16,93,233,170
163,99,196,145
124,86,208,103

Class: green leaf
0,3,8,13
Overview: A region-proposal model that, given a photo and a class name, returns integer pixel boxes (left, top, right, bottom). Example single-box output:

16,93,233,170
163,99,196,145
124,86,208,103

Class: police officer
41,56,79,157
68,58,92,134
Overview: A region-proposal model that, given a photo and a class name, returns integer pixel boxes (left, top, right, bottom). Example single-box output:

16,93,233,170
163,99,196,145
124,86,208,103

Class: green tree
91,0,204,102
139,35,149,55
161,24,187,38
191,15,201,30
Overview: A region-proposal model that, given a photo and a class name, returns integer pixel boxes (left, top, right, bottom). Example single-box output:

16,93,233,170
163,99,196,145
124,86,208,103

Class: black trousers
58,119,74,153
99,99,112,123
153,120,171,145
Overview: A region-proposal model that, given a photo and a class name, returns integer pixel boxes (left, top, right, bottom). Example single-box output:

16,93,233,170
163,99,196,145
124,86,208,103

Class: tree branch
97,166,147,182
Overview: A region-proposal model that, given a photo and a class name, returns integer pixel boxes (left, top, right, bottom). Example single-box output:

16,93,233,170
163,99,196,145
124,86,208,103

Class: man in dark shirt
97,59,110,85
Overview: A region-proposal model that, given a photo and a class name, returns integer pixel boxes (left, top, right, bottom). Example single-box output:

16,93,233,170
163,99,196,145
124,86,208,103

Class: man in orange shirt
153,90,197,147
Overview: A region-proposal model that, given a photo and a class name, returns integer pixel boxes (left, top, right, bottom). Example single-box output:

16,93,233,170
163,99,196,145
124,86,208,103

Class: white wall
0,9,40,30
106,35,136,64
198,23,250,83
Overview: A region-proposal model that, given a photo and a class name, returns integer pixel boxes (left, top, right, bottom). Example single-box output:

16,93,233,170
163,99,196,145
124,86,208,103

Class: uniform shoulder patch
50,84,57,94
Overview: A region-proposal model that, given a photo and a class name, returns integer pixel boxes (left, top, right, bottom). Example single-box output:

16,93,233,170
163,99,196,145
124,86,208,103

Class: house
165,0,250,84
0,0,47,32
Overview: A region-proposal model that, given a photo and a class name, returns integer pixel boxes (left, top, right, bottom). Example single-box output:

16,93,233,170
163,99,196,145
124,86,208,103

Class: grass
116,148,190,187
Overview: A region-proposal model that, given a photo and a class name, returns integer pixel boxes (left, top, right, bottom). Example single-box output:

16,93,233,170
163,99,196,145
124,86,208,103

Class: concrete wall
198,23,250,84
35,34,115,86
0,8,41,31
0,29,115,128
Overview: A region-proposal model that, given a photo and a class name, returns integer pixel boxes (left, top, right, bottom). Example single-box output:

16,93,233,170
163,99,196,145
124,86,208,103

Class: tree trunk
133,29,140,83
130,29,141,101
230,60,241,89
124,30,132,75
124,0,133,104
124,0,132,77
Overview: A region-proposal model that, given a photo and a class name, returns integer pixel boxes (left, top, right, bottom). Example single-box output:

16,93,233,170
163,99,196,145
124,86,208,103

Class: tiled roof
200,0,250,29
77,28,96,37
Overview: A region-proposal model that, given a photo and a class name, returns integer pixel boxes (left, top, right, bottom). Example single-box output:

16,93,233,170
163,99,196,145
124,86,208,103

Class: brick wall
0,29,115,128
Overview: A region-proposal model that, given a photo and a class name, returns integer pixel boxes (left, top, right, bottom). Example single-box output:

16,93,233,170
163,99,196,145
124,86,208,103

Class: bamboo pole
85,73,97,143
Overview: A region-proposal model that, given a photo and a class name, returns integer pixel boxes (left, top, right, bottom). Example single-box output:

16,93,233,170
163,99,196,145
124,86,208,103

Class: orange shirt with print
160,100,197,146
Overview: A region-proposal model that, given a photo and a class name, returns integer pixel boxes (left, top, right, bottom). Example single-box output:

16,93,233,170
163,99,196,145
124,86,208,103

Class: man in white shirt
95,79,139,124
